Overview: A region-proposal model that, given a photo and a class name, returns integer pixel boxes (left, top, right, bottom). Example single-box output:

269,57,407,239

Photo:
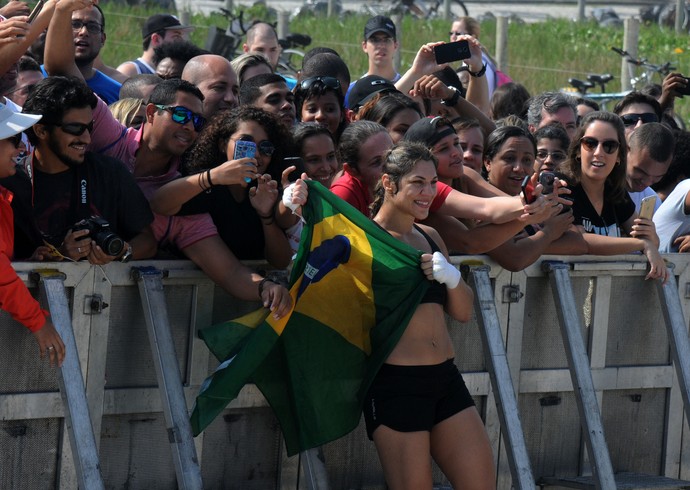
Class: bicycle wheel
277,48,305,78
425,0,469,19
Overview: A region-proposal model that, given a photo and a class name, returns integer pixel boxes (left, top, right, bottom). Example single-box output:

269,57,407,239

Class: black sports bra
414,225,448,305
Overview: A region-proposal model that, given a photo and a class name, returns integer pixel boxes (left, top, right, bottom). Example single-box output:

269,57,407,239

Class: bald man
182,54,239,119
243,22,281,70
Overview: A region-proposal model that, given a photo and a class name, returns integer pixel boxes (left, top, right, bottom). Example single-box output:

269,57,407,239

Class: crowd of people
2,1,690,486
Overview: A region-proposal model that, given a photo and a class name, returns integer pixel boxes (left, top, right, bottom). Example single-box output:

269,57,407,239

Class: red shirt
330,172,453,218
0,186,47,332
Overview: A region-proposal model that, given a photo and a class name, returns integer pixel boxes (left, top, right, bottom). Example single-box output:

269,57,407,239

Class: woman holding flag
365,142,495,489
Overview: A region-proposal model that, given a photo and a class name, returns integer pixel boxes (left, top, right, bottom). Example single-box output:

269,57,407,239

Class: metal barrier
2,254,690,489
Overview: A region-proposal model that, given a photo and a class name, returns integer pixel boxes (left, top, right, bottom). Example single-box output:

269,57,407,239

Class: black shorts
362,358,475,440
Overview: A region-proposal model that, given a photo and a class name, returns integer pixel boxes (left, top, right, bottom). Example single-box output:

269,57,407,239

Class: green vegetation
99,4,690,123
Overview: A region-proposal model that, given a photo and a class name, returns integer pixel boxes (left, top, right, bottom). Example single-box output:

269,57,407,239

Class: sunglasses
536,149,567,163
620,112,658,126
449,31,468,36
7,132,22,148
580,136,620,154
59,120,94,136
299,76,341,91
71,20,103,34
155,105,206,132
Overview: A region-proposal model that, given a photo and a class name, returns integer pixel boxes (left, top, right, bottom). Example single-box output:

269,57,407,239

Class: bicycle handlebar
613,46,675,75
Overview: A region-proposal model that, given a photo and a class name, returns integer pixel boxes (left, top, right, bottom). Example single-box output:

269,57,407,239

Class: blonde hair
109,98,145,128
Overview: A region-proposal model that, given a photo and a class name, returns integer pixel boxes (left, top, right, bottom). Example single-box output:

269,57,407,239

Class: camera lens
94,231,124,256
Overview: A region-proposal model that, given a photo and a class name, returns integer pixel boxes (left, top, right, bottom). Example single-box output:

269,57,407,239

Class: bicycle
362,0,469,20
611,46,676,91
204,8,311,79
562,72,629,111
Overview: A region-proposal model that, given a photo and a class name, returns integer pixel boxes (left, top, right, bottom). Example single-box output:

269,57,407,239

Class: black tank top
414,225,448,305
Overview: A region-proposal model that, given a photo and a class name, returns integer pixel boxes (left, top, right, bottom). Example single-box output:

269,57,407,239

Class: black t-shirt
569,183,635,237
0,152,153,259
178,185,265,260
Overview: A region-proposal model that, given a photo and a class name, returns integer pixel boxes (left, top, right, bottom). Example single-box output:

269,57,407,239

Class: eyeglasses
155,105,206,132
620,112,658,126
449,31,468,36
580,136,620,154
71,20,103,34
536,149,567,163
59,121,94,136
299,76,341,91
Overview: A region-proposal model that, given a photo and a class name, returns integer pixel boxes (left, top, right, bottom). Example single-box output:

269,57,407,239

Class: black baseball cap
403,116,456,147
346,75,398,110
142,14,193,40
364,15,396,40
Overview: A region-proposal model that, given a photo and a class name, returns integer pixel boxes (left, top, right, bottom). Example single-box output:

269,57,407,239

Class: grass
98,4,690,123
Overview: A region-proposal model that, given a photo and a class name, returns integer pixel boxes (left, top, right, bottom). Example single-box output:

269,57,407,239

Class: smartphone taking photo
434,40,471,64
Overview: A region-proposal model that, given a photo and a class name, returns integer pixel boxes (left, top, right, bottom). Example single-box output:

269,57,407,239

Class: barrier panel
2,254,690,489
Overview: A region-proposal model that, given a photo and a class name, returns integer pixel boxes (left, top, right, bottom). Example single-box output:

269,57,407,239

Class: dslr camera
73,216,124,257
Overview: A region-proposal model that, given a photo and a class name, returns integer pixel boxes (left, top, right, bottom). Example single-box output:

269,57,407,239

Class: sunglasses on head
580,136,620,154
620,112,658,126
155,105,206,132
58,121,94,136
299,76,341,91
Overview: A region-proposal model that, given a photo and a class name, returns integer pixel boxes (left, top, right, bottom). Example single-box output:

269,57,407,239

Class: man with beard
44,2,121,103
238,73,296,128
182,54,239,119
0,76,156,264
42,1,293,315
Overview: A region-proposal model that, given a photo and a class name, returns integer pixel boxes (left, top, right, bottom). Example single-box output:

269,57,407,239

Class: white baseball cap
0,102,41,140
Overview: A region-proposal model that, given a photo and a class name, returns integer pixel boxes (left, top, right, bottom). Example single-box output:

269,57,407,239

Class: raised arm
0,0,56,76
43,0,91,79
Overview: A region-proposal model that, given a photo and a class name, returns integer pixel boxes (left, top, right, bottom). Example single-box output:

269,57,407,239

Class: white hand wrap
282,183,299,213
432,251,461,289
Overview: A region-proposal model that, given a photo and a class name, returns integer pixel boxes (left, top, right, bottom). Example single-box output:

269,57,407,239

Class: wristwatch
120,243,133,263
441,86,461,106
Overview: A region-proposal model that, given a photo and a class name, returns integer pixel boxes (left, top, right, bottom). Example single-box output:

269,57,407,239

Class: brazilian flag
190,181,429,455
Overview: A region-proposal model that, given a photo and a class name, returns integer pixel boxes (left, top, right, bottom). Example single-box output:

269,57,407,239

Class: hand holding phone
638,195,657,220
538,171,556,195
521,175,536,204
434,40,471,64
233,140,257,183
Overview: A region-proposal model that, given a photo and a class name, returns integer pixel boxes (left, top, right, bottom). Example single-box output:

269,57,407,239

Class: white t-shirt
653,179,690,253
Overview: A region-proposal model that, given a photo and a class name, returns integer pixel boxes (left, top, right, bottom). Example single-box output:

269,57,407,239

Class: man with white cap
0,102,65,367
117,13,193,77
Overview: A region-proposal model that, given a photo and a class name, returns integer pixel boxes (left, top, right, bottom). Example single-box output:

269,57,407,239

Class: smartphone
283,157,303,182
27,0,46,24
233,140,256,183
434,40,471,64
539,171,556,195
521,175,536,204
638,195,657,220
678,77,690,96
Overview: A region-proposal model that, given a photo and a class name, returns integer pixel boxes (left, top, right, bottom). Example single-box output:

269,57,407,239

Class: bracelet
468,63,487,78
206,168,214,187
441,86,462,106
258,277,275,297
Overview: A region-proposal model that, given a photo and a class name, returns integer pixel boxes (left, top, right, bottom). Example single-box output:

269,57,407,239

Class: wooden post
327,0,335,18
577,0,585,22
392,13,402,75
676,0,684,33
495,16,508,72
621,18,639,91
277,10,289,40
